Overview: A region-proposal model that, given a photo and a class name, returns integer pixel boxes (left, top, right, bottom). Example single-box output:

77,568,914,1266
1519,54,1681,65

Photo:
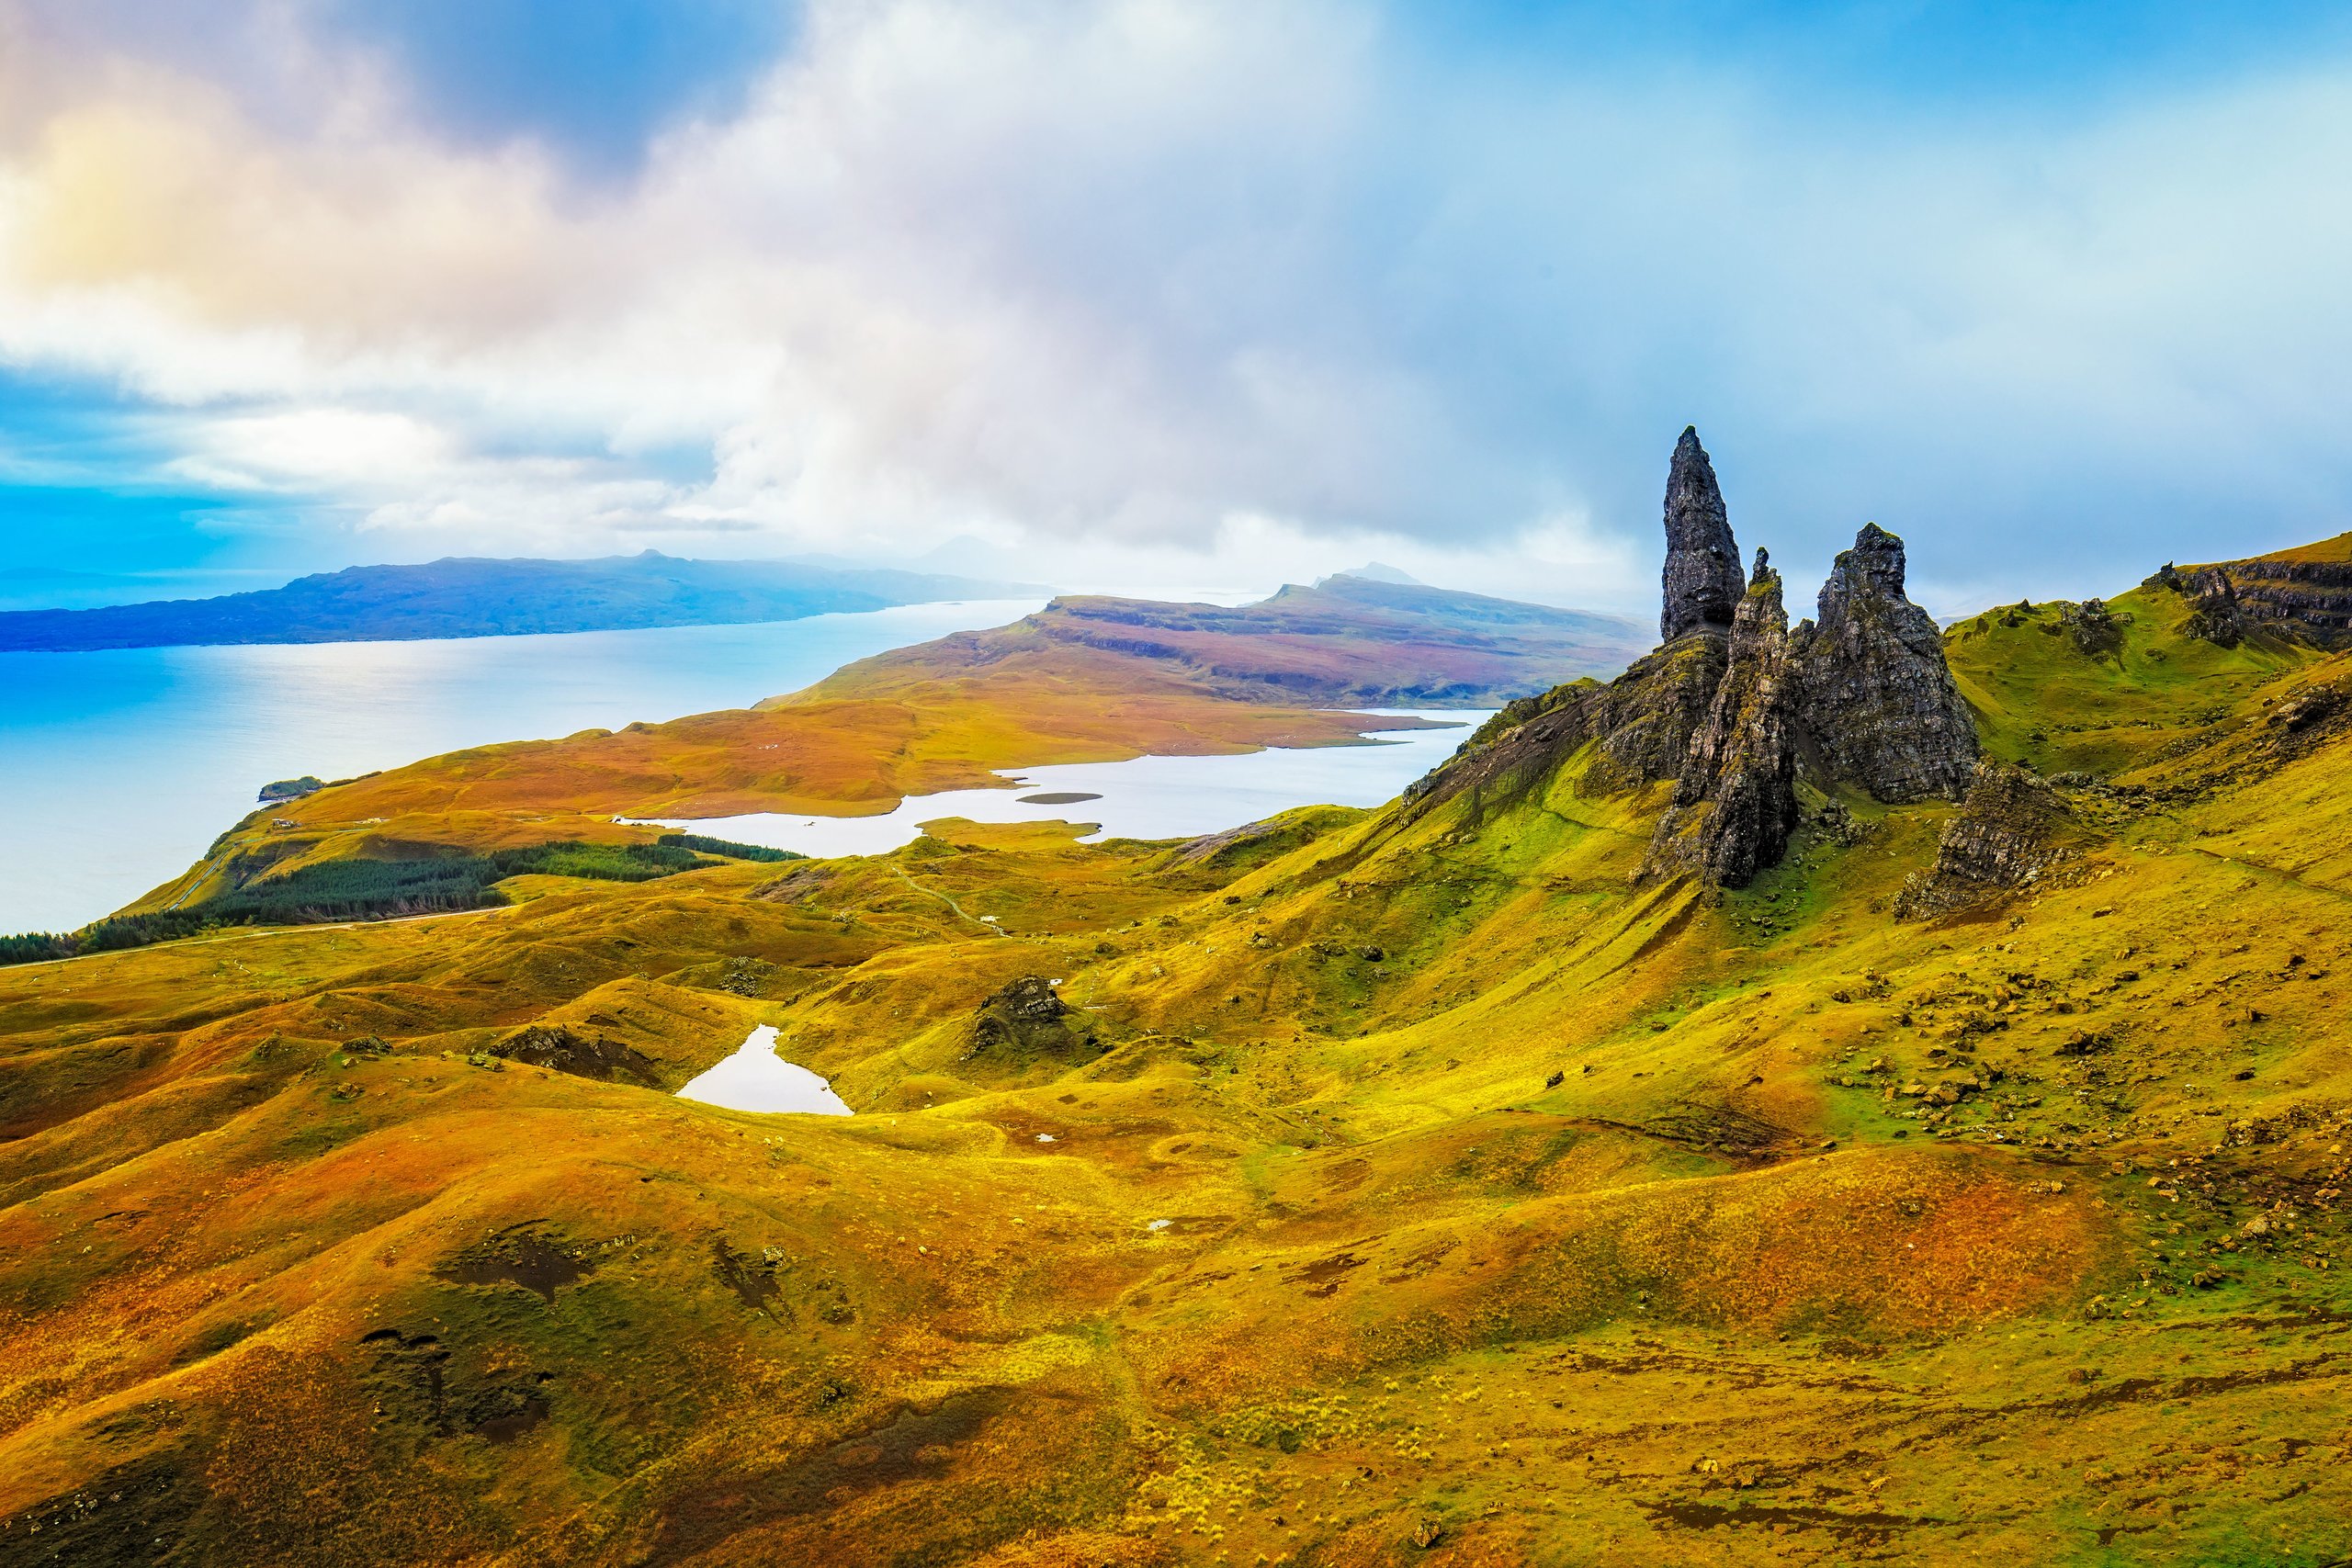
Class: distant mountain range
0,551,1049,652
795,570,1652,708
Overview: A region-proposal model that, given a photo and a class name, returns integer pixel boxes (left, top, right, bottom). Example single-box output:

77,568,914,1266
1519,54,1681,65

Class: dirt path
887,866,1005,936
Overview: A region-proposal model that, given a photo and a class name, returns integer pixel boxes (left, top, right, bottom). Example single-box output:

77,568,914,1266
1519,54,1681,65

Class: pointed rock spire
1792,523,1979,803
1659,426,1746,643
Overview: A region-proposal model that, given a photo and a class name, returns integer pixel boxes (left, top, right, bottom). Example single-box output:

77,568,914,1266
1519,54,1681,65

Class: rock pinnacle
1660,426,1745,642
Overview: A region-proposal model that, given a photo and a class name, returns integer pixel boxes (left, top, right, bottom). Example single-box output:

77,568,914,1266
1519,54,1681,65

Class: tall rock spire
1791,523,1979,802
1659,426,1746,643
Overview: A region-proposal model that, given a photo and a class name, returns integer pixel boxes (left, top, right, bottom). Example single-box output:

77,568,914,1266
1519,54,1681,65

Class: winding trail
888,866,1005,936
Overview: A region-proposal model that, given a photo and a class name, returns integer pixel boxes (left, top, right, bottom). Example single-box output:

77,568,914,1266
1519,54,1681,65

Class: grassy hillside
3,557,2352,1564
794,574,1648,710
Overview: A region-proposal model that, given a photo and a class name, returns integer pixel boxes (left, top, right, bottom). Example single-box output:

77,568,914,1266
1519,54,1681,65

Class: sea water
0,601,1046,933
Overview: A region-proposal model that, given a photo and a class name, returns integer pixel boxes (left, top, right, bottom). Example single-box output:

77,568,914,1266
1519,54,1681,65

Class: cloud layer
3,0,2350,612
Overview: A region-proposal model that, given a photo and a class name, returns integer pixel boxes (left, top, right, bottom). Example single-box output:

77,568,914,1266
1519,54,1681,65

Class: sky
3,1,2351,618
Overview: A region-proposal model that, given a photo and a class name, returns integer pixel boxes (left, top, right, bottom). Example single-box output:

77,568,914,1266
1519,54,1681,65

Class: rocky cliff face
2169,541,2352,646
1893,761,2088,919
1659,427,1746,643
1792,524,1979,803
1397,634,1727,823
1641,553,1800,887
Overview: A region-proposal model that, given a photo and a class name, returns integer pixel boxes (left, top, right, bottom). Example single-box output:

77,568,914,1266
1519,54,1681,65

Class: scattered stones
2054,1030,2114,1057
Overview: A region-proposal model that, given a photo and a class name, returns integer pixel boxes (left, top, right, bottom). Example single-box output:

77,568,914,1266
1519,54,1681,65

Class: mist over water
0,601,1046,934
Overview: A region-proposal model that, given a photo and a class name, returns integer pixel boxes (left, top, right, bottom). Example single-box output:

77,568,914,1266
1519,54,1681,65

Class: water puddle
675,1025,853,1115
633,708,1486,860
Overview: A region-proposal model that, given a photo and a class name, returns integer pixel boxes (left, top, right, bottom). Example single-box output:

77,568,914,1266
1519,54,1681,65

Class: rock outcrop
1397,635,1727,821
491,1024,663,1087
2063,597,2125,657
1791,524,1979,803
2182,568,2247,647
2172,537,2352,646
1641,552,1800,887
1893,761,2088,919
965,976,1098,1064
1659,427,1746,643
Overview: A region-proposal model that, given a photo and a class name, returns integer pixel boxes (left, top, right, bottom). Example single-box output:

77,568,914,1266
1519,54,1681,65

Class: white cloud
0,0,2347,606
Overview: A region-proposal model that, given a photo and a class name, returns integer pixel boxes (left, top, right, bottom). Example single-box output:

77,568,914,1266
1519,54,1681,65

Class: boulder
1894,761,2090,919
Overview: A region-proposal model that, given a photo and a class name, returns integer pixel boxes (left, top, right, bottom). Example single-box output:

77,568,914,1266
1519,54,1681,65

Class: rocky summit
1417,432,1982,887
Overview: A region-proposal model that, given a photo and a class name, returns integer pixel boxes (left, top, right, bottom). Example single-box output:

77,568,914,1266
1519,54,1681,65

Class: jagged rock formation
2182,568,2248,647
1409,433,1983,886
1791,523,1979,803
1659,427,1746,642
1641,552,1799,886
490,1023,664,1087
1893,761,2088,919
1397,636,1726,821
965,976,1098,1064
2062,597,2125,656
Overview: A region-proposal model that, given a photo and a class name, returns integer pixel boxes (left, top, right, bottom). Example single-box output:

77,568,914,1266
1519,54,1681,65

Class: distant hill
0,551,1047,651
1315,559,1420,586
789,571,1651,709
2176,530,2352,645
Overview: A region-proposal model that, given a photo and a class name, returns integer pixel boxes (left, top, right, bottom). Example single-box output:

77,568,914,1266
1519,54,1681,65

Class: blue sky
2,0,2350,614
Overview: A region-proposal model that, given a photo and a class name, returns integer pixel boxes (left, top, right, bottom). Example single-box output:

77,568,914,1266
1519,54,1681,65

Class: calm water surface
675,1025,854,1116
0,602,1045,933
638,710,1483,857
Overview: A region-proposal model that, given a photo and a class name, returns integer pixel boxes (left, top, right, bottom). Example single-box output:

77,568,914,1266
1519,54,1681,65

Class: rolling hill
3,433,2351,1564
793,573,1649,710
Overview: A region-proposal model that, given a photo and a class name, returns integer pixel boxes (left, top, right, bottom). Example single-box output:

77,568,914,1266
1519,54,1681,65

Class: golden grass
5,570,2352,1563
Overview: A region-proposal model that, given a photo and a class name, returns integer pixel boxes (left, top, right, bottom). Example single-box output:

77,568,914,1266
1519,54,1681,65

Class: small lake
635,709,1486,857
676,1024,854,1115
0,600,1045,933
